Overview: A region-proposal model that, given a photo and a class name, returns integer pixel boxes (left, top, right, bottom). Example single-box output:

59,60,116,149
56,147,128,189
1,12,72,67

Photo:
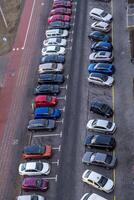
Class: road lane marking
52,145,61,151
57,95,66,100
22,0,36,49
33,133,62,137
51,159,59,166
59,106,65,112
45,175,57,182
60,84,68,90
56,119,64,124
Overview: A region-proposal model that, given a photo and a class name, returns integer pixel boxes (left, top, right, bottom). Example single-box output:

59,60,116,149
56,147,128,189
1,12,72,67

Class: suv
90,101,113,117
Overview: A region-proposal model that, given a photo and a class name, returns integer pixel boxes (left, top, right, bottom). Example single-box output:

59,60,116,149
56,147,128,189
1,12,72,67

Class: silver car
43,38,67,47
89,8,112,23
89,51,113,63
88,73,114,86
91,21,111,32
82,151,117,169
38,63,64,74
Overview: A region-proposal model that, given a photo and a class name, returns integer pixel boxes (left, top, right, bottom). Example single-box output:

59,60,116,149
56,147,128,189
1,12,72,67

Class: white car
89,51,113,63
80,193,108,200
89,8,112,23
88,73,114,86
86,119,116,134
38,63,64,74
91,21,111,32
19,162,51,176
17,195,44,200
82,169,114,193
43,38,67,47
41,46,65,56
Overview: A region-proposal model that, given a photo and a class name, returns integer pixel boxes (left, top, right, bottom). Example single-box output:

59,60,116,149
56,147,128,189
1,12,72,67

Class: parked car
52,2,72,9
88,63,114,75
34,107,61,119
48,15,70,23
43,38,67,47
41,46,65,56
91,42,113,52
82,170,114,193
22,144,52,159
22,177,49,191
19,162,51,176
33,95,58,108
40,55,65,64
38,63,64,74
50,8,72,15
89,51,113,63
89,8,112,22
90,101,113,117
87,119,116,134
91,21,111,32
88,73,114,86
38,74,64,84
17,195,44,200
34,84,60,95
80,193,108,200
88,31,111,42
82,151,117,169
46,29,68,38
48,21,70,30
84,134,116,150
27,119,56,131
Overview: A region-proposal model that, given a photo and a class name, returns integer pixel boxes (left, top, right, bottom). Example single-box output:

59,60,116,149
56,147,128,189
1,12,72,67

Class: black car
82,151,117,169
40,55,65,64
84,134,116,150
48,21,70,30
27,119,56,131
34,84,60,95
90,101,113,117
88,31,111,42
38,74,64,84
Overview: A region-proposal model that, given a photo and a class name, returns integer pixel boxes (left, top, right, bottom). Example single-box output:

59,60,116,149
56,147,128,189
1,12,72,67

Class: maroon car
22,177,49,191
52,2,72,9
50,8,72,16
48,15,70,23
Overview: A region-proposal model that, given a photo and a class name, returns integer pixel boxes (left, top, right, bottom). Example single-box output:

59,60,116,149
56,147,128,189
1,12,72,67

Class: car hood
105,76,114,86
104,14,112,22
103,179,114,192
86,119,94,129
42,162,50,174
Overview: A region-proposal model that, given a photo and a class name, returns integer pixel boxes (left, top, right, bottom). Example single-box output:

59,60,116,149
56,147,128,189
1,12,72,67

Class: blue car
88,31,111,42
34,107,61,119
40,55,65,64
91,42,113,51
88,63,115,75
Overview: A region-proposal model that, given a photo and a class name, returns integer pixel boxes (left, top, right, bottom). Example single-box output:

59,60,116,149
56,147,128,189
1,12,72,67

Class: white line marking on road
52,145,61,151
41,2,45,6
60,85,68,90
33,133,62,137
16,48,19,51
59,106,65,112
45,175,58,182
22,0,36,49
12,48,15,51
57,95,66,100
60,131,62,138
51,159,59,166
56,118,64,124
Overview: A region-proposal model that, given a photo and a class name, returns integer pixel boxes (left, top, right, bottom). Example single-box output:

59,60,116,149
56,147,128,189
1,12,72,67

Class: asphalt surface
0,0,134,200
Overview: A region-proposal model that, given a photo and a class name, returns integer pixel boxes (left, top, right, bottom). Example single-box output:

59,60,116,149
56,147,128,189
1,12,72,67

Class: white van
46,29,68,38
80,193,108,200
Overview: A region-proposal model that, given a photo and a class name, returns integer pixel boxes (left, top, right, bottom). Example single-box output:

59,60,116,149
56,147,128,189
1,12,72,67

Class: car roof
90,73,107,79
25,162,36,170
95,119,108,128
91,8,103,15
94,152,106,162
95,135,112,144
88,171,101,183
23,145,42,154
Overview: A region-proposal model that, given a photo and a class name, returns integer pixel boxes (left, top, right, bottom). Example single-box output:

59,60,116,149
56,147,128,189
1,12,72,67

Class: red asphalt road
0,0,44,199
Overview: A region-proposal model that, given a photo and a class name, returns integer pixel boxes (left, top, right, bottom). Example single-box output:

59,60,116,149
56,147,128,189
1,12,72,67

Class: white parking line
52,145,61,151
65,74,69,79
56,118,64,124
57,95,66,100
33,133,62,137
51,159,59,166
59,106,65,112
60,85,68,90
45,175,58,182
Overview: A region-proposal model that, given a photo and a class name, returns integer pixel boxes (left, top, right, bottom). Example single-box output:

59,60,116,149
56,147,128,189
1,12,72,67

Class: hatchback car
48,15,70,23
43,38,67,47
50,8,72,15
88,31,111,42
90,101,113,117
22,177,49,191
22,144,52,159
40,55,65,64
89,8,112,23
27,119,56,131
91,21,111,32
41,46,65,56
80,193,108,200
82,170,114,193
87,119,116,134
91,42,113,52
88,73,114,86
34,107,61,119
19,162,51,176
17,195,44,200
89,51,113,63
33,95,57,108
84,134,116,150
52,2,72,9
38,63,64,74
88,63,114,75
82,151,117,169
34,84,60,95
48,21,70,30
38,74,64,84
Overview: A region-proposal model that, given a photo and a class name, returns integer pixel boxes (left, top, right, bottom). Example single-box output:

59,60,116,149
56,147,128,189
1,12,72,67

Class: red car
22,177,49,191
50,8,72,16
48,14,70,23
22,144,52,159
33,95,58,108
53,2,72,9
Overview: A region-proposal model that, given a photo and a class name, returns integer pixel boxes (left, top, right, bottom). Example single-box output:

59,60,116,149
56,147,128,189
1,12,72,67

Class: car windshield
107,121,112,128
36,179,43,187
31,196,38,200
91,135,98,144
92,119,97,126
85,170,91,178
98,176,108,187
90,154,96,162
105,155,112,164
21,164,26,171
35,162,43,171
55,46,60,51
57,38,61,42
101,104,107,112
46,96,52,102
101,11,108,17
59,29,63,34
101,74,108,81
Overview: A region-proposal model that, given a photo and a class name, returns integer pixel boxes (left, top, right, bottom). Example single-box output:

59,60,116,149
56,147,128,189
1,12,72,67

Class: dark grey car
82,151,117,169
27,119,56,131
